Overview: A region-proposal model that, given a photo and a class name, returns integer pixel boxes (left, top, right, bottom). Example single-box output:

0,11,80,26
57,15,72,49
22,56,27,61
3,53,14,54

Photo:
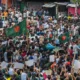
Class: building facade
1,0,12,8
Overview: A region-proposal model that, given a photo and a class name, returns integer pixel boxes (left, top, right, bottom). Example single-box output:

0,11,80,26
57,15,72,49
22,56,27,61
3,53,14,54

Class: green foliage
71,0,77,3
71,0,80,5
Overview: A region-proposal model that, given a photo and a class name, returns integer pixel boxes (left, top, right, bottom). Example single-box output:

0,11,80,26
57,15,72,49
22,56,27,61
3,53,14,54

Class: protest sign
25,60,34,67
43,69,52,75
2,41,7,45
1,61,8,69
14,62,24,69
74,60,80,73
49,55,55,62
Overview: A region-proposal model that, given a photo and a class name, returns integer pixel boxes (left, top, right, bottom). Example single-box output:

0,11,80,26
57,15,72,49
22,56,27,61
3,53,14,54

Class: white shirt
33,53,38,63
61,25,64,31
21,72,27,80
42,22,49,29
58,29,63,37
8,68,14,76
68,43,72,49
27,11,30,17
23,12,27,18
2,20,8,27
2,41,7,45
10,11,14,16
56,58,59,63
36,21,39,28
53,19,57,24
18,17,22,23
15,13,19,18
4,52,8,62
0,6,2,11
19,13,22,16
29,34,36,40
33,11,36,16
73,44,80,54
73,27,77,36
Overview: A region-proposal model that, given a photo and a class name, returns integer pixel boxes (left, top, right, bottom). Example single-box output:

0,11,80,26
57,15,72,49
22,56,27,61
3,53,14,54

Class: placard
25,60,34,67
43,69,52,75
1,61,8,69
74,60,80,73
14,62,24,69
49,55,55,62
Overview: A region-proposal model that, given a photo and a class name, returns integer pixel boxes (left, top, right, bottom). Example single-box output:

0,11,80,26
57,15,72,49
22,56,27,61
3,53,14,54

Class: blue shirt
55,38,60,44
29,56,34,59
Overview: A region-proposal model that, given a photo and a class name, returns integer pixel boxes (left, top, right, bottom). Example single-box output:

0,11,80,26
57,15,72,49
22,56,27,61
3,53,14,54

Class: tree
71,0,77,4
71,0,80,5
78,0,80,5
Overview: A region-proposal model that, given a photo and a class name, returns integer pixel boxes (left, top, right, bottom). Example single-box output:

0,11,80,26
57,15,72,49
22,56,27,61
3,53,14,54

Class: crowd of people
0,4,28,28
0,3,80,80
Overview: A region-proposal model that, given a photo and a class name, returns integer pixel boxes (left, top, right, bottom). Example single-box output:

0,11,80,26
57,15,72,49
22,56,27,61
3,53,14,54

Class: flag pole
26,30,29,51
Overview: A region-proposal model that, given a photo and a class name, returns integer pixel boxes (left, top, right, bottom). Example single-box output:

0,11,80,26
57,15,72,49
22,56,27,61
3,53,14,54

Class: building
1,0,24,8
1,0,12,8
42,2,68,18
27,2,44,11
67,4,80,16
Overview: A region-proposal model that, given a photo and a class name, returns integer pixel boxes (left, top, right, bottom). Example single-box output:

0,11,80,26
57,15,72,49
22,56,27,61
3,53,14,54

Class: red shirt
68,49,73,58
27,25,30,30
21,52,26,57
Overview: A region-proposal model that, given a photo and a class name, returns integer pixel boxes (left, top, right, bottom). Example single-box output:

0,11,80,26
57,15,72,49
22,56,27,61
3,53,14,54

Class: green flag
59,32,70,44
5,19,27,37
20,2,25,13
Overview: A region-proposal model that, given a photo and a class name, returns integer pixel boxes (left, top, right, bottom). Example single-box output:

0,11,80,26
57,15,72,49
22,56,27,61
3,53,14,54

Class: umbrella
52,47,63,53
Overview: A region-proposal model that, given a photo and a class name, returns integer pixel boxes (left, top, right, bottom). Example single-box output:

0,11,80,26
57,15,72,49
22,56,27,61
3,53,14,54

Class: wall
77,8,80,15
27,2,44,11
68,7,75,15
68,7,80,16
1,0,6,4
1,0,12,8
7,0,12,8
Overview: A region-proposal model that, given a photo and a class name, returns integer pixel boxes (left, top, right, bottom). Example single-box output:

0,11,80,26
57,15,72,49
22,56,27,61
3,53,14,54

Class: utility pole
56,4,58,19
75,0,78,16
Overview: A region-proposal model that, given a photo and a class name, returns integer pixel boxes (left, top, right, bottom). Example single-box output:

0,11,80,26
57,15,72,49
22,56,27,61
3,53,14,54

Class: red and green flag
5,19,27,37
59,32,70,44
